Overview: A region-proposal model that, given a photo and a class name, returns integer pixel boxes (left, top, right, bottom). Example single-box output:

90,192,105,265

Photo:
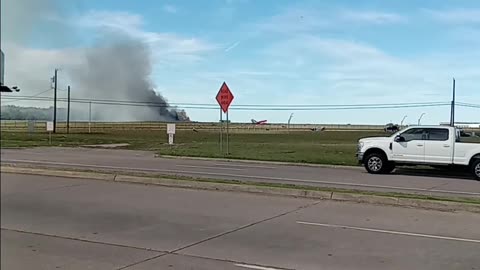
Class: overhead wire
0,89,53,104
2,92,478,111
0,96,455,111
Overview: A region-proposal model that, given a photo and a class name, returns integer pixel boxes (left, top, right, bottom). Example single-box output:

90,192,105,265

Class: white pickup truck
357,126,480,180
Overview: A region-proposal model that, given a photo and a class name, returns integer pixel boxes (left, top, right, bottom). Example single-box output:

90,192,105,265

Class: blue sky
3,0,480,124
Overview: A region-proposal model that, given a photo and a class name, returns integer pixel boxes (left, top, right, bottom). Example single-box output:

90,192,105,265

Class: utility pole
67,85,71,134
53,69,58,133
88,101,92,134
450,78,456,127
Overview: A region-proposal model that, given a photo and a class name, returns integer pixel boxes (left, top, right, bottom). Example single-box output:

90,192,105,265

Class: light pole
400,115,407,127
287,113,294,133
450,78,456,127
418,113,426,125
52,69,59,133
67,86,71,134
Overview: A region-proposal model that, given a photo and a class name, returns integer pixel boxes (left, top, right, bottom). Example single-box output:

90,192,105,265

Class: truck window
400,128,427,142
426,128,449,141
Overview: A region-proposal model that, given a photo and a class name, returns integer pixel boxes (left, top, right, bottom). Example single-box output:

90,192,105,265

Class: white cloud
253,8,406,37
255,8,330,34
2,42,83,99
163,4,178,14
424,8,480,24
340,10,407,24
256,34,480,104
78,10,144,32
77,10,218,65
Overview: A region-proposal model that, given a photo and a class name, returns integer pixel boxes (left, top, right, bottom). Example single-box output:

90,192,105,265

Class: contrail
225,41,240,52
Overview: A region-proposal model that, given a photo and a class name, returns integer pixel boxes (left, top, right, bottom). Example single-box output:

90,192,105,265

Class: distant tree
0,105,65,120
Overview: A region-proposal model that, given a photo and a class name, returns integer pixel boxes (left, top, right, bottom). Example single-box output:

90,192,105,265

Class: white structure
46,122,54,132
167,124,176,145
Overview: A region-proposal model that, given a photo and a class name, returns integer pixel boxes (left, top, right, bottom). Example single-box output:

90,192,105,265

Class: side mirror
395,136,405,142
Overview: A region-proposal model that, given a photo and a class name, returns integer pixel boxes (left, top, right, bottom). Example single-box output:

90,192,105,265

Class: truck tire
364,152,389,174
472,159,480,181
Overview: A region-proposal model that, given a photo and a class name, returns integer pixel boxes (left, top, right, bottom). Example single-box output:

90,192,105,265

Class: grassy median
1,130,389,165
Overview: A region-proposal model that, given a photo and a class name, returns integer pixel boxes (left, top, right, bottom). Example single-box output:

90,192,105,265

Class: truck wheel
472,159,480,181
364,153,388,174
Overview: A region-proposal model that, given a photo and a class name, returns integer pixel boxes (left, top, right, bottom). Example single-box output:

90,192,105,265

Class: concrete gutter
2,165,479,213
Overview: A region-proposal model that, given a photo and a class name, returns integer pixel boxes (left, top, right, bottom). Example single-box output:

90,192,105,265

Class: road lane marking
2,159,480,196
297,221,480,244
176,165,246,171
234,263,283,270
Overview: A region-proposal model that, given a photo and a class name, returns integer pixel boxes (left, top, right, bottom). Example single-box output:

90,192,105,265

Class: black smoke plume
70,39,189,122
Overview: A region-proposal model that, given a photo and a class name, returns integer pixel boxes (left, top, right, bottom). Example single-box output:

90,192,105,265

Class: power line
0,89,52,104
3,93,477,111
0,96,455,111
1,95,451,108
457,103,480,109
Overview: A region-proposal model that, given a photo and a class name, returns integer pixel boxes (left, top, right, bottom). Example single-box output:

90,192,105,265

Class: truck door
424,128,452,164
392,128,426,162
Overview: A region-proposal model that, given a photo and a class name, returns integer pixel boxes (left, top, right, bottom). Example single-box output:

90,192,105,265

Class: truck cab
357,126,480,180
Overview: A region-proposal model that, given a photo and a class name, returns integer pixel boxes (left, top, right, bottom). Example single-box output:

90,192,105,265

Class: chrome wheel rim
368,156,383,172
475,163,480,177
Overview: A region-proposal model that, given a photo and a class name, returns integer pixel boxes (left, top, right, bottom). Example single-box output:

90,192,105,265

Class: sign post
219,109,223,153
46,121,54,145
167,124,176,145
226,111,230,154
216,82,234,155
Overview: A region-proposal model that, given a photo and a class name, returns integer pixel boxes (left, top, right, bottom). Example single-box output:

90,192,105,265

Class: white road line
296,221,480,244
176,165,245,171
2,159,480,196
234,263,283,270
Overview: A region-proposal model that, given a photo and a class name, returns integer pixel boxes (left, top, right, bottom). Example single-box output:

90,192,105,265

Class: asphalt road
2,173,480,270
1,147,480,198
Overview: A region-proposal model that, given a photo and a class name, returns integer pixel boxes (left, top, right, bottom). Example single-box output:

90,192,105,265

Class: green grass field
3,130,479,166
1,130,390,165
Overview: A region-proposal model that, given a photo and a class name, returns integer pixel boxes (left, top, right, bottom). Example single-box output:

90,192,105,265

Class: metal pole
401,115,407,127
53,69,58,133
418,113,425,125
288,113,294,133
67,85,70,134
89,101,92,134
219,108,223,154
451,78,456,127
226,110,230,155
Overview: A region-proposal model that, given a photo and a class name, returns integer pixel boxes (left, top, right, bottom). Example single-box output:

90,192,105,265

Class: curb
1,166,115,181
157,155,362,170
2,166,479,213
